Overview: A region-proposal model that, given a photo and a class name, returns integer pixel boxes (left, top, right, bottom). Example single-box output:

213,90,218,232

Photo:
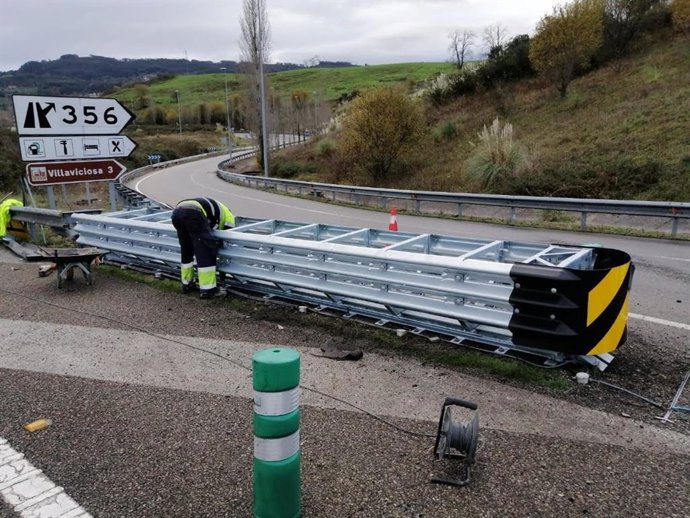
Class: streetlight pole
258,6,269,177
220,67,232,158
175,90,182,134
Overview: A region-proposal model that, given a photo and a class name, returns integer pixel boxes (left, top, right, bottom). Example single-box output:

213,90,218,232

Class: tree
339,88,425,184
448,30,474,70
529,0,604,98
478,34,534,88
291,90,309,142
303,55,320,68
132,84,150,110
483,23,508,55
672,0,690,34
600,0,661,62
239,0,271,171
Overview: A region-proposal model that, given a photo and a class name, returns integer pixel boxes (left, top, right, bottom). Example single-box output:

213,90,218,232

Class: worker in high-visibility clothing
171,197,235,299
0,198,24,238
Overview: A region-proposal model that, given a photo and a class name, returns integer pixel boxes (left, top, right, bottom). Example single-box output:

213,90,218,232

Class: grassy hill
276,33,690,202
112,62,455,108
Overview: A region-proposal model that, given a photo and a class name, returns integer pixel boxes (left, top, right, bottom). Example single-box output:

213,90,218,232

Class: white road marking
657,256,690,263
629,313,690,331
188,169,338,217
133,167,177,192
0,437,92,517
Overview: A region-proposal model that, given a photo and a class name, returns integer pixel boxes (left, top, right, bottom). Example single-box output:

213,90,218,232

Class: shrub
478,35,535,88
317,139,336,157
426,73,453,106
504,157,663,199
270,157,317,179
339,87,425,184
449,72,480,96
464,118,530,189
432,121,458,143
672,0,690,34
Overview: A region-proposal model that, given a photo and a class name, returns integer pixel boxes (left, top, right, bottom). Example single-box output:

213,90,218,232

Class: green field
113,62,455,108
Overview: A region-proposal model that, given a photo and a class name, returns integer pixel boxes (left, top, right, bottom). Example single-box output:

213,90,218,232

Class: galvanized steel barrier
215,169,690,238
72,207,633,371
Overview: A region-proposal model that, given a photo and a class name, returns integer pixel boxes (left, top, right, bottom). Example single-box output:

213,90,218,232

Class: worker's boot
199,287,225,299
181,281,197,294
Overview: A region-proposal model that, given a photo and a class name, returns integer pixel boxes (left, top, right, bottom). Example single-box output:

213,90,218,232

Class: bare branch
482,23,508,53
448,29,474,70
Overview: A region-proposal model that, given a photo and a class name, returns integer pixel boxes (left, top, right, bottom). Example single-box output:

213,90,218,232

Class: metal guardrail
72,208,633,371
215,170,690,238
8,145,635,371
9,206,102,237
116,147,259,208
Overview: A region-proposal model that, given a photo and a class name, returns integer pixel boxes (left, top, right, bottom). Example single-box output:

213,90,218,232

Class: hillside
111,62,456,109
0,54,353,110
278,33,690,202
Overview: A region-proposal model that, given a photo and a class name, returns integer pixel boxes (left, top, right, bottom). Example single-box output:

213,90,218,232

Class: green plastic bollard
252,347,301,518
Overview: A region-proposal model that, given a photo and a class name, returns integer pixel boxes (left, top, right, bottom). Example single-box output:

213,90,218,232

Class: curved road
132,155,689,327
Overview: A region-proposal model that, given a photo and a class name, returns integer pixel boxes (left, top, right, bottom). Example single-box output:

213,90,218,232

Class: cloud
0,0,560,71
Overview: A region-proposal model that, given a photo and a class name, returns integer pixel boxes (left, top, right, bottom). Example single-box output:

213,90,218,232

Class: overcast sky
0,0,562,72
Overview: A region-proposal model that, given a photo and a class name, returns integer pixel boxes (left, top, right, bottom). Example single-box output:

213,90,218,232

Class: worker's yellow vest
0,199,29,241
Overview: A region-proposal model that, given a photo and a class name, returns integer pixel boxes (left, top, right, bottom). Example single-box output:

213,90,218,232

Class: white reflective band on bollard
254,431,300,462
254,388,300,416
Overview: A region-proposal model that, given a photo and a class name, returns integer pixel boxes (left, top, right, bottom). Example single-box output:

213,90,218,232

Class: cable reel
431,397,479,487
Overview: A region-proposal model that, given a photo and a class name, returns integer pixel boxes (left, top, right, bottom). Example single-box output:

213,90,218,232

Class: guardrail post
509,207,517,224
109,182,118,212
580,212,588,231
253,347,301,518
671,216,678,238
457,203,463,217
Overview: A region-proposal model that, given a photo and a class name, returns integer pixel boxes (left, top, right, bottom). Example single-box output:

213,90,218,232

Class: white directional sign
19,135,138,161
12,95,135,135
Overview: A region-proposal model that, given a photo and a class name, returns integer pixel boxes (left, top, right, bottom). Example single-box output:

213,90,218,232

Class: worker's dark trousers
171,207,219,290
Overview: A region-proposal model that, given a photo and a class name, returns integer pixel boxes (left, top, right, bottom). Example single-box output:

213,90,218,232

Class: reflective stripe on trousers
198,265,216,290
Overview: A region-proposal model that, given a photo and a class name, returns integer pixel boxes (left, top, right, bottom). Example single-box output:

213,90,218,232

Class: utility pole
220,67,233,158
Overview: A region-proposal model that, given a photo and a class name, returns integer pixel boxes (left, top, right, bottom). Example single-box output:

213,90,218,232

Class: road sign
12,95,135,135
19,135,137,161
25,159,127,186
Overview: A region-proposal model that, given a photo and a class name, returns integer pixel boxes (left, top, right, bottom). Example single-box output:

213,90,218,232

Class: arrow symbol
23,102,56,129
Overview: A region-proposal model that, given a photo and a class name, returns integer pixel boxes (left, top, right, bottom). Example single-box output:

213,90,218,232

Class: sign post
13,95,137,211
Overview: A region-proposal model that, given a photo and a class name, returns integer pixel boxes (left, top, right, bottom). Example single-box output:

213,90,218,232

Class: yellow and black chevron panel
508,248,633,356
7,219,30,242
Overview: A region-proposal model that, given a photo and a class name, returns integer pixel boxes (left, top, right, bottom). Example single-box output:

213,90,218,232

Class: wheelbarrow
38,247,108,288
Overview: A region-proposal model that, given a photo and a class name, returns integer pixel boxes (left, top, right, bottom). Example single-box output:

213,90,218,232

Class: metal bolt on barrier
252,347,301,518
